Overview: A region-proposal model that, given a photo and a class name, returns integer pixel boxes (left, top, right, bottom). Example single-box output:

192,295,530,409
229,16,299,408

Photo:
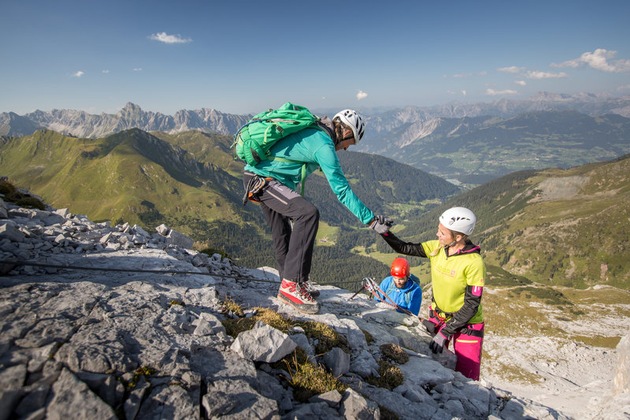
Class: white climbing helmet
439,207,477,236
333,109,366,142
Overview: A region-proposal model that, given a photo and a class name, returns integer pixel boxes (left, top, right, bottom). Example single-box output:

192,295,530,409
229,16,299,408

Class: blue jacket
375,274,422,316
244,127,375,225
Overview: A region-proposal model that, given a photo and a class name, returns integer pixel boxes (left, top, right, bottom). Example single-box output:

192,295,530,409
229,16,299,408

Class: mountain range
2,92,630,186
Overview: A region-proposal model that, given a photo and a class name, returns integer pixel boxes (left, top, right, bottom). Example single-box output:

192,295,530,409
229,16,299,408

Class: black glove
422,319,438,336
429,331,450,354
369,215,393,235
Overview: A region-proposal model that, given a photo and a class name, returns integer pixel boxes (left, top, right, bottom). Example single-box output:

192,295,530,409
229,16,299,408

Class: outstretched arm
380,231,428,258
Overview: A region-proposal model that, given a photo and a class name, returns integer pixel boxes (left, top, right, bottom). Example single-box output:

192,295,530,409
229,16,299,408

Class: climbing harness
242,174,271,205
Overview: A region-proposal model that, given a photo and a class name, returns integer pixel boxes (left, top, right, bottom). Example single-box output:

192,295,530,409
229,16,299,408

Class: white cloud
552,48,630,73
446,89,468,97
485,88,517,96
102,70,110,74
356,90,368,100
133,68,143,72
515,80,526,86
525,70,567,79
498,66,524,74
149,32,192,44
72,71,85,78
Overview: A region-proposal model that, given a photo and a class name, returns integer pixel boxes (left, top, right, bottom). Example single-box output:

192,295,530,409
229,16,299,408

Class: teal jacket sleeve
311,141,375,225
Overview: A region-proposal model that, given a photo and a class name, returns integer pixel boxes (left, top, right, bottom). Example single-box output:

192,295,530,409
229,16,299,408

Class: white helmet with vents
439,207,477,235
333,109,366,142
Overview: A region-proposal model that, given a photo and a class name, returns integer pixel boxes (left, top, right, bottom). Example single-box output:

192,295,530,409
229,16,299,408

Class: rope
2,259,279,284
2,259,364,288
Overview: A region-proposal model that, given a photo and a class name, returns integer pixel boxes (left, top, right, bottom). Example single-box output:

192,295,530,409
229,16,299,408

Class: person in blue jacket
242,108,392,315
376,257,422,316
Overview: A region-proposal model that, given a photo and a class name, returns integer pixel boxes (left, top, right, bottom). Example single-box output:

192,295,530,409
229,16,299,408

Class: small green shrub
220,296,244,317
125,366,157,389
200,247,230,259
380,343,409,364
379,405,400,420
366,360,404,390
282,351,347,403
168,299,186,307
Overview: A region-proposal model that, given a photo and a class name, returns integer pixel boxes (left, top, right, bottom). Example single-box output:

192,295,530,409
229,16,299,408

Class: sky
2,0,630,116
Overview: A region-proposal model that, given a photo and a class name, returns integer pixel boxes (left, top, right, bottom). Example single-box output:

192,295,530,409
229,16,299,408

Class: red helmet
390,258,410,278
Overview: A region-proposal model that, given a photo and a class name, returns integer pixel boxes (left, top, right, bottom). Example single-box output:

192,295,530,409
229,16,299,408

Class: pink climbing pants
452,322,484,381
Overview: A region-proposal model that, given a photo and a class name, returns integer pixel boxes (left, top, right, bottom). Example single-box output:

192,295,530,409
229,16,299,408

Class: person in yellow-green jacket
243,108,393,315
373,207,485,380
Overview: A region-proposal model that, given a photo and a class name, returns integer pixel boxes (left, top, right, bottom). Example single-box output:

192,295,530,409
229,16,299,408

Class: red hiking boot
302,280,320,298
277,279,320,314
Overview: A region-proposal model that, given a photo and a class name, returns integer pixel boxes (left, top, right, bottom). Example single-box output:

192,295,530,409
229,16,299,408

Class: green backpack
231,102,321,166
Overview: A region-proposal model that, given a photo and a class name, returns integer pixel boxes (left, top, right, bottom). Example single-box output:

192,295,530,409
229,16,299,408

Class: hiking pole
349,277,371,300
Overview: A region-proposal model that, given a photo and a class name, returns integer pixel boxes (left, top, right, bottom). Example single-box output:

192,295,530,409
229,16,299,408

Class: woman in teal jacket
243,108,391,314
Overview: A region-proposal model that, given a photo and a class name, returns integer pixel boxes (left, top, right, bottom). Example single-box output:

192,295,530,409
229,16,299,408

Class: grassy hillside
0,129,248,232
151,130,244,178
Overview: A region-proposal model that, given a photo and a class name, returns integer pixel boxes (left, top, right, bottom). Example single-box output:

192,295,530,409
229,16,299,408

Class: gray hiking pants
243,172,319,283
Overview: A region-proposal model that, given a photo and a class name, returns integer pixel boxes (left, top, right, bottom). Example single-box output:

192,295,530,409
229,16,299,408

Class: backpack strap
267,156,309,196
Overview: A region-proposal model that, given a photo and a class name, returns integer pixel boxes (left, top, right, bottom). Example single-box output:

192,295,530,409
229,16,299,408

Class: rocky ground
1,197,629,419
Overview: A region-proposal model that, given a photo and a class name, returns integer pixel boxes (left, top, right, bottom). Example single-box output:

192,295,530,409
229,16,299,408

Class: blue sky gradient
2,0,629,115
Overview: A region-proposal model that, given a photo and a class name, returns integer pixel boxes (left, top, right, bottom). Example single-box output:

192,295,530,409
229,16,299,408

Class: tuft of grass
282,351,347,403
220,296,244,317
221,306,347,354
168,299,186,308
125,365,157,389
199,246,230,259
222,307,292,337
299,320,350,354
379,405,400,420
380,343,409,364
362,329,374,344
366,360,404,390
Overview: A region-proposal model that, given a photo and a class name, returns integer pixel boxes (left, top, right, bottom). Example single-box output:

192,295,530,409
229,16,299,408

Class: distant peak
122,102,142,111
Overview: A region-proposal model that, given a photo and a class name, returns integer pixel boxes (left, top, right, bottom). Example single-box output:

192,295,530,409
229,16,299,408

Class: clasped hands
368,215,393,234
